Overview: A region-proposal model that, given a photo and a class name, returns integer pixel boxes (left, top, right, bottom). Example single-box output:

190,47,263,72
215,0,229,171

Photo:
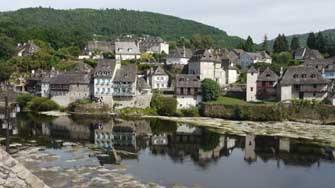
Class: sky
1,0,335,43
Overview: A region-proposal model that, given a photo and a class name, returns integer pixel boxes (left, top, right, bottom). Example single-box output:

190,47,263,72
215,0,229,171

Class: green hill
0,7,242,49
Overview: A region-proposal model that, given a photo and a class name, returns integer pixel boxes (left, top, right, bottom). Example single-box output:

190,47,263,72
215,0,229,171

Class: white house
139,36,169,54
166,47,193,65
115,41,141,61
175,74,202,109
147,66,169,89
246,67,258,102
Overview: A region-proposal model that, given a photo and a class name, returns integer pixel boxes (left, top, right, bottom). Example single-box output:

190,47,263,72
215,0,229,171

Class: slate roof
304,57,335,68
115,41,141,55
168,47,193,59
113,64,138,83
139,36,166,52
189,49,222,63
153,66,167,76
94,59,117,78
246,51,271,60
293,48,323,60
232,49,245,56
247,66,258,74
86,41,115,52
280,66,329,86
17,41,40,55
175,74,201,88
257,67,279,82
49,72,91,85
72,61,93,74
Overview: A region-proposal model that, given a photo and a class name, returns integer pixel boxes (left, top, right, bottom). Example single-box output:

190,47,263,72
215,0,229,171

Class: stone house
237,51,272,70
139,36,169,54
293,48,323,61
166,47,193,65
146,66,169,89
26,69,59,96
188,49,238,87
246,67,280,102
304,58,335,80
175,74,202,109
115,41,141,61
93,59,120,104
279,66,329,101
80,40,115,59
49,63,93,106
17,41,40,57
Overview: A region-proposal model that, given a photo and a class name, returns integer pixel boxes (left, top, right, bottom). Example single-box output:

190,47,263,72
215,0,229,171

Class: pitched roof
232,49,245,56
86,41,115,52
137,77,151,91
293,48,323,60
139,36,166,52
168,47,193,59
153,66,167,75
175,74,201,88
94,59,117,78
247,66,258,74
257,67,279,82
49,72,91,85
114,64,138,83
280,66,329,86
245,51,271,60
304,57,335,67
115,41,141,55
189,49,222,63
17,41,40,55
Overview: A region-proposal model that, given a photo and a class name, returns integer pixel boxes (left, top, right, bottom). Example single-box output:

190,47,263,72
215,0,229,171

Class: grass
207,97,277,106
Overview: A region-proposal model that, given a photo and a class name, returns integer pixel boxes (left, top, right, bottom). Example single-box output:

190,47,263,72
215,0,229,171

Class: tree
243,36,255,52
261,34,269,52
0,63,15,82
315,32,326,53
0,34,16,60
190,34,203,49
273,34,289,53
151,93,177,116
201,79,220,102
290,36,301,51
201,35,214,49
307,32,317,49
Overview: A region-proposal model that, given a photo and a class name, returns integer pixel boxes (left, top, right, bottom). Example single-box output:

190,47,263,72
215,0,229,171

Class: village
3,34,335,115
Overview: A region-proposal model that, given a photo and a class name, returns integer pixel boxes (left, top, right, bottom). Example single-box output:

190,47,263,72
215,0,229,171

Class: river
0,113,334,188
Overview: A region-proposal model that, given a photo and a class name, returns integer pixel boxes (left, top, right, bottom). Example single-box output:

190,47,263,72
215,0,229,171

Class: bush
28,97,59,112
151,93,177,116
16,93,34,108
180,107,200,117
202,79,220,102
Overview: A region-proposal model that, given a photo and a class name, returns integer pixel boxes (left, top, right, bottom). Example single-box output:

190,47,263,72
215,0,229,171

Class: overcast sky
1,0,335,42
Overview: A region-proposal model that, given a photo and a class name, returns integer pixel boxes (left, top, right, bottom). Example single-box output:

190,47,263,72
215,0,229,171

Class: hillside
268,29,335,49
0,7,242,49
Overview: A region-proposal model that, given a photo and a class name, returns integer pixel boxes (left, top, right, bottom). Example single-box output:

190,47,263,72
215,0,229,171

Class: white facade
115,54,141,61
227,69,238,84
166,57,189,65
176,95,202,109
246,71,258,102
188,61,227,87
151,75,169,89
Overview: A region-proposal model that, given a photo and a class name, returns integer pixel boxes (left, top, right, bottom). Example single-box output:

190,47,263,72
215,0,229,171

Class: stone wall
0,148,49,188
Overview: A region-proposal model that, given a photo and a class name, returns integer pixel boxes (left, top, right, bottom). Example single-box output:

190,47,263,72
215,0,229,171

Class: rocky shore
143,116,335,147
0,148,50,188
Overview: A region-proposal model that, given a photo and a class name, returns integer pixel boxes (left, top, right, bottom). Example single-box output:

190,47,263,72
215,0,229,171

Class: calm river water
1,113,335,188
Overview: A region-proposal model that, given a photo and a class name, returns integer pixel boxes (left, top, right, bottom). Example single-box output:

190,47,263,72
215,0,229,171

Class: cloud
1,0,334,42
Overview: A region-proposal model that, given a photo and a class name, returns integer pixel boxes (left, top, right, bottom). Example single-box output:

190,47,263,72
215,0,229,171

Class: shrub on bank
180,107,200,117
151,93,177,116
16,93,34,108
28,97,59,112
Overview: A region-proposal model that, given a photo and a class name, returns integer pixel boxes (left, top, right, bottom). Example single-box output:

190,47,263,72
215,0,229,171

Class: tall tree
190,34,203,49
261,34,269,52
243,36,255,52
315,32,326,53
0,34,16,60
273,34,289,53
201,35,214,49
290,36,301,51
307,32,317,49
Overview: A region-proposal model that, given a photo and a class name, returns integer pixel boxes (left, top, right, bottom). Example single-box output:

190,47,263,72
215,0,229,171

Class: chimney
280,67,283,77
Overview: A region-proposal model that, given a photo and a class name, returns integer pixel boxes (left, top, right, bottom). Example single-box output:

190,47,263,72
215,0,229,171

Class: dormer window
266,74,271,77
301,74,307,78
311,74,316,78
293,74,299,78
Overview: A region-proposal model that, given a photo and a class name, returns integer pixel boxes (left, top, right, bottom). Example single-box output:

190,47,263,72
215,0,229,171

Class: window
313,84,317,89
301,74,307,78
251,73,254,76
293,74,299,78
266,74,271,77
250,87,254,92
311,74,316,78
313,93,316,97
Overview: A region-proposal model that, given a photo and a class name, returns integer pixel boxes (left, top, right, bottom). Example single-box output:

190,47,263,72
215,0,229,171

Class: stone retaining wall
0,148,49,188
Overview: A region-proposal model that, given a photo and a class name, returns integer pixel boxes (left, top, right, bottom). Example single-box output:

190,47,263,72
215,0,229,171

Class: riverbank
143,116,335,147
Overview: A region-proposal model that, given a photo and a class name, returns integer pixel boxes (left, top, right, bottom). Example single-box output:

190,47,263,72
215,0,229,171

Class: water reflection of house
95,123,114,149
151,134,168,146
244,134,257,162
